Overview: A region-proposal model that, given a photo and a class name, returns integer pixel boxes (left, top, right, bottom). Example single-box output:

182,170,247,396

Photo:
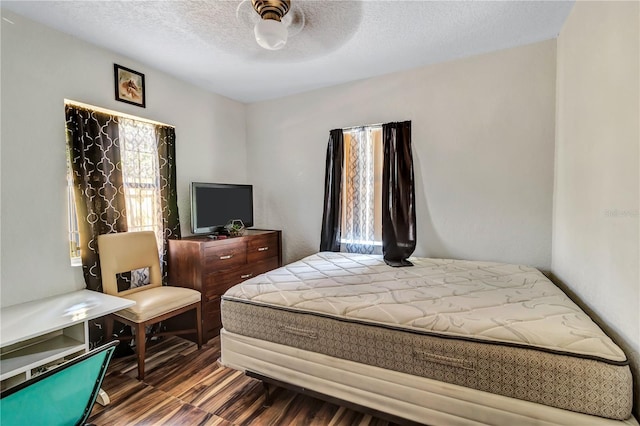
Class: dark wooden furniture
167,229,282,342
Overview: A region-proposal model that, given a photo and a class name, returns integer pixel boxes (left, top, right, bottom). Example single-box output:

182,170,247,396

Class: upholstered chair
98,231,202,379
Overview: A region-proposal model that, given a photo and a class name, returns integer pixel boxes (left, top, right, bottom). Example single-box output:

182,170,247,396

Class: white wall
553,0,639,410
0,10,247,307
246,41,557,268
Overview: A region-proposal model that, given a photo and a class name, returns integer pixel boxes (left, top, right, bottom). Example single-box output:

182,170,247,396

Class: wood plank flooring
89,336,409,426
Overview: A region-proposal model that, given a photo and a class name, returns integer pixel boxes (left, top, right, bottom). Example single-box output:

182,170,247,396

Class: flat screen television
190,182,253,234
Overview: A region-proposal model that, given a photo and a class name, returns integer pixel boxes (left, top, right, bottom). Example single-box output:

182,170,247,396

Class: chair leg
195,303,203,349
135,322,146,380
105,315,114,342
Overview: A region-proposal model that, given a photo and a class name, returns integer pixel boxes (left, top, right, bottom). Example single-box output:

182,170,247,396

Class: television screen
191,182,253,234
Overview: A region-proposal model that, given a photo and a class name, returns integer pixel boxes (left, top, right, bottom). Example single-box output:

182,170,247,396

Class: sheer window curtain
120,118,163,288
341,127,382,254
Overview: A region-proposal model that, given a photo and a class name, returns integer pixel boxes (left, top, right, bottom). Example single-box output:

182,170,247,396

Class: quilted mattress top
222,252,627,363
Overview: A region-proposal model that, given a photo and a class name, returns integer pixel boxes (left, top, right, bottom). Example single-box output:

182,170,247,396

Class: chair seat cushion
114,286,201,323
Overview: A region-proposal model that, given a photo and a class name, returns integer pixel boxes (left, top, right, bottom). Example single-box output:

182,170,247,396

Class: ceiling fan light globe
254,19,288,50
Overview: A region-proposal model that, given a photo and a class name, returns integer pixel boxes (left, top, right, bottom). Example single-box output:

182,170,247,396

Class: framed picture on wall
114,64,146,108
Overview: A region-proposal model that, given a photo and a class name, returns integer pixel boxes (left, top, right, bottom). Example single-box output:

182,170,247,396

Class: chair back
98,231,162,297
0,341,118,426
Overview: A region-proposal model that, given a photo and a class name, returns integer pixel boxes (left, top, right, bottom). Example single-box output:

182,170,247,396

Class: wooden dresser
167,229,282,342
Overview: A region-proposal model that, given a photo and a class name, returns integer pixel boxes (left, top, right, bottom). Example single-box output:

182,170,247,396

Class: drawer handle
257,247,269,252
241,273,253,279
219,255,233,260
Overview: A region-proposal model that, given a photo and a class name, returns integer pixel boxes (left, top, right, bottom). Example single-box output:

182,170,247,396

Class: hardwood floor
89,336,410,426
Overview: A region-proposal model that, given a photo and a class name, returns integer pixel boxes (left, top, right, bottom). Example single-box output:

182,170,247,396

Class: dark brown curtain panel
382,121,416,267
156,125,181,284
319,129,344,252
66,105,128,292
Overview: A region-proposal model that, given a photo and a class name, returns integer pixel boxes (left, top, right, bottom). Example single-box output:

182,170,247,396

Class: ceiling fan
237,0,305,50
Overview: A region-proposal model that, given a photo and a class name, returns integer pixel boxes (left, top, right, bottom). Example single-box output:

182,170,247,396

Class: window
321,121,414,262
66,152,82,266
66,108,164,266
340,125,383,253
119,118,163,249
66,101,180,294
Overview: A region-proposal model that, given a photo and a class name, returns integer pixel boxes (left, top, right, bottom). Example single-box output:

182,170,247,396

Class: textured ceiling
1,1,574,103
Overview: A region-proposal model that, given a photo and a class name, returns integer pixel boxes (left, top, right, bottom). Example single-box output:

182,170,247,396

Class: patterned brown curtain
65,105,128,292
156,125,181,283
319,129,344,252
66,105,182,289
382,121,416,267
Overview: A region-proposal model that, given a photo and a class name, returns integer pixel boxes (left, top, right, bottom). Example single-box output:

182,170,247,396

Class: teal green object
0,341,117,426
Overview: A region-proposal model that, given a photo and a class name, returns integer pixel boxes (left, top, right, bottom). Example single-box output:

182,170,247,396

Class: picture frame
114,64,145,108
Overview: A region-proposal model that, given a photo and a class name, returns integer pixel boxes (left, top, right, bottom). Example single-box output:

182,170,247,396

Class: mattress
221,252,633,420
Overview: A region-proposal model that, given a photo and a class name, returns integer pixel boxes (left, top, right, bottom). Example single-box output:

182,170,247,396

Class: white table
0,289,134,402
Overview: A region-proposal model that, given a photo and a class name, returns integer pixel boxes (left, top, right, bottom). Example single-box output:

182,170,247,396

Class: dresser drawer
247,233,279,263
204,267,248,298
203,240,247,271
247,256,280,277
203,257,280,299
